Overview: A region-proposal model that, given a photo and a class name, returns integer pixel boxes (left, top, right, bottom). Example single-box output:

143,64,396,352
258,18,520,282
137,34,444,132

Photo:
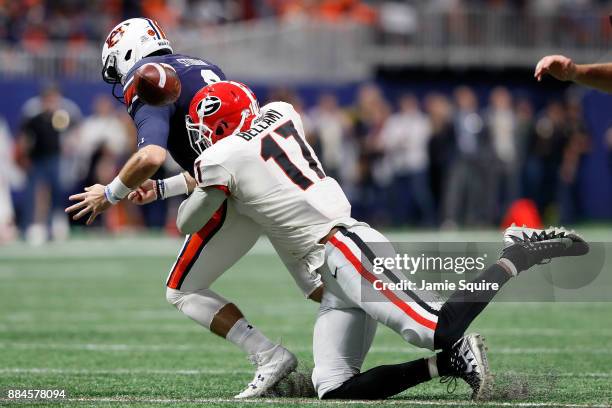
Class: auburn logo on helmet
198,96,222,117
105,26,126,48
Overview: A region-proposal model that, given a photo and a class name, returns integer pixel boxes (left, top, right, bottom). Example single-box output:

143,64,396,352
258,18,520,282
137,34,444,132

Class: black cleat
501,225,589,273
440,333,493,400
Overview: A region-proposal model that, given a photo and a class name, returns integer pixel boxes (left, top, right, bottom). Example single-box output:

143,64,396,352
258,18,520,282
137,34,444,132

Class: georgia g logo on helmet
197,96,222,117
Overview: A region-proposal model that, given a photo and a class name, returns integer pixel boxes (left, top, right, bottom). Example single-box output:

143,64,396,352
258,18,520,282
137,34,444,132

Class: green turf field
0,231,611,407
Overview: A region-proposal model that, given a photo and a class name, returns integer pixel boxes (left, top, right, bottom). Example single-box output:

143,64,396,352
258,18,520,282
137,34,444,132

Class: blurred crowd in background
0,0,609,244
2,0,611,48
287,84,593,229
0,82,599,244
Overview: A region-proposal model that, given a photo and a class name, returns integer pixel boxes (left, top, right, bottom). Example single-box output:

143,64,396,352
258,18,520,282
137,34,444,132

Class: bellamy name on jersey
235,109,284,141
122,53,226,174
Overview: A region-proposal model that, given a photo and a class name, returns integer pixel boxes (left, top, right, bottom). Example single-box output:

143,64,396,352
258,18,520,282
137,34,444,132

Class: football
134,62,181,106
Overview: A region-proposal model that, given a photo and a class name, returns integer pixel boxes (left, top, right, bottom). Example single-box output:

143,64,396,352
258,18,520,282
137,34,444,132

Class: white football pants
312,225,442,398
165,200,261,328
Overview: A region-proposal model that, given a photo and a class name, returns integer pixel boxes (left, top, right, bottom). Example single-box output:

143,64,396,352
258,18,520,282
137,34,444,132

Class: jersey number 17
260,120,326,190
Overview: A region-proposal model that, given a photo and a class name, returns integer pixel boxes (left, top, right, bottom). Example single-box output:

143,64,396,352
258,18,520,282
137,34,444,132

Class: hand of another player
65,184,112,225
534,55,577,82
128,179,157,205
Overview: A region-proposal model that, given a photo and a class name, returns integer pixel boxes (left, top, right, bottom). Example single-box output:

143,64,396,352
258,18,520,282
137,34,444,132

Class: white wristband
104,176,132,205
157,174,189,200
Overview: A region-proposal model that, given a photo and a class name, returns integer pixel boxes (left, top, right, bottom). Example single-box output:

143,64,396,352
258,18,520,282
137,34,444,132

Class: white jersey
194,102,359,276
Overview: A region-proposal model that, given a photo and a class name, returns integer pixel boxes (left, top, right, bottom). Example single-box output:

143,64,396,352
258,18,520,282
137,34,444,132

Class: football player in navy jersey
121,53,226,170
66,18,320,398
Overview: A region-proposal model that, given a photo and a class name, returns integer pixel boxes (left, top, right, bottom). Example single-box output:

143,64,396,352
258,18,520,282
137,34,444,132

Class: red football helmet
186,81,260,153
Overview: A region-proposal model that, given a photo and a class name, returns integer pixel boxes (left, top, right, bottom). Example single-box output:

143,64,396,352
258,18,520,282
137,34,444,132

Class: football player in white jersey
175,81,589,400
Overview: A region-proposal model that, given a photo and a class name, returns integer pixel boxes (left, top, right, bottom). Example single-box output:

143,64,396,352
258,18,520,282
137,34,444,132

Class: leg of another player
435,223,589,351
311,291,476,400
209,303,243,336
166,288,275,356
433,259,513,350
313,296,440,400
214,303,276,356
323,226,494,399
166,206,297,397
331,224,553,351
432,225,588,398
433,233,566,350
328,226,440,349
167,286,296,398
323,225,585,399
322,358,436,400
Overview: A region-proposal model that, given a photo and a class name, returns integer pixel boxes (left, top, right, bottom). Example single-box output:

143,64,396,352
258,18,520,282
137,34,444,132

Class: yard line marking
0,367,252,375
0,305,309,321
4,324,612,336
0,396,608,407
1,367,611,379
481,328,612,336
0,236,278,259
0,342,207,352
1,230,610,260
1,342,611,355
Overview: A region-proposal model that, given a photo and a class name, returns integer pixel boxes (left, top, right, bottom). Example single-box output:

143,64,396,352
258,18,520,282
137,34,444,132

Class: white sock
427,356,439,378
226,318,275,356
498,258,518,277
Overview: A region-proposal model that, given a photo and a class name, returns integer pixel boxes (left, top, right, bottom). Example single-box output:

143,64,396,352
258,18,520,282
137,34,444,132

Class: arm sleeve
133,104,175,149
176,187,227,235
195,161,233,192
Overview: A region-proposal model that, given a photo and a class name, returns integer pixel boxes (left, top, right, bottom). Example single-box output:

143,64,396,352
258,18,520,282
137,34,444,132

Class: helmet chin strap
111,83,125,104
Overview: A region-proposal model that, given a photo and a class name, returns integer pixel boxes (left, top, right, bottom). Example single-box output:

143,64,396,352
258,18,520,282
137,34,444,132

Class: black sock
435,350,453,376
434,263,511,350
322,358,431,400
501,244,529,272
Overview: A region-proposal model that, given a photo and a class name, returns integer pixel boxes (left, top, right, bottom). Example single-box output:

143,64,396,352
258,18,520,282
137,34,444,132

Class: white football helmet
101,18,172,85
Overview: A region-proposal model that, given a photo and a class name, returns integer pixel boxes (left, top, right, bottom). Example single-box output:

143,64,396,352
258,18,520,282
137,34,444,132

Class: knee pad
312,366,354,400
165,287,230,329
165,287,185,307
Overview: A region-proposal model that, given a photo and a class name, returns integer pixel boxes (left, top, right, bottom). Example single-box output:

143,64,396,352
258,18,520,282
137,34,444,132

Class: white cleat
234,344,298,399
503,224,589,258
440,333,494,400
503,224,574,248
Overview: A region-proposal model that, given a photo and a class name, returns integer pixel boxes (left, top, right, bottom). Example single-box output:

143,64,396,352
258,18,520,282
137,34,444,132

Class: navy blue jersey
122,53,226,174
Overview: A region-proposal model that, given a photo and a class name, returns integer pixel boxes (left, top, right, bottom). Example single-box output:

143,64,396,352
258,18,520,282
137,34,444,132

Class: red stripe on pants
167,203,226,289
328,235,437,331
